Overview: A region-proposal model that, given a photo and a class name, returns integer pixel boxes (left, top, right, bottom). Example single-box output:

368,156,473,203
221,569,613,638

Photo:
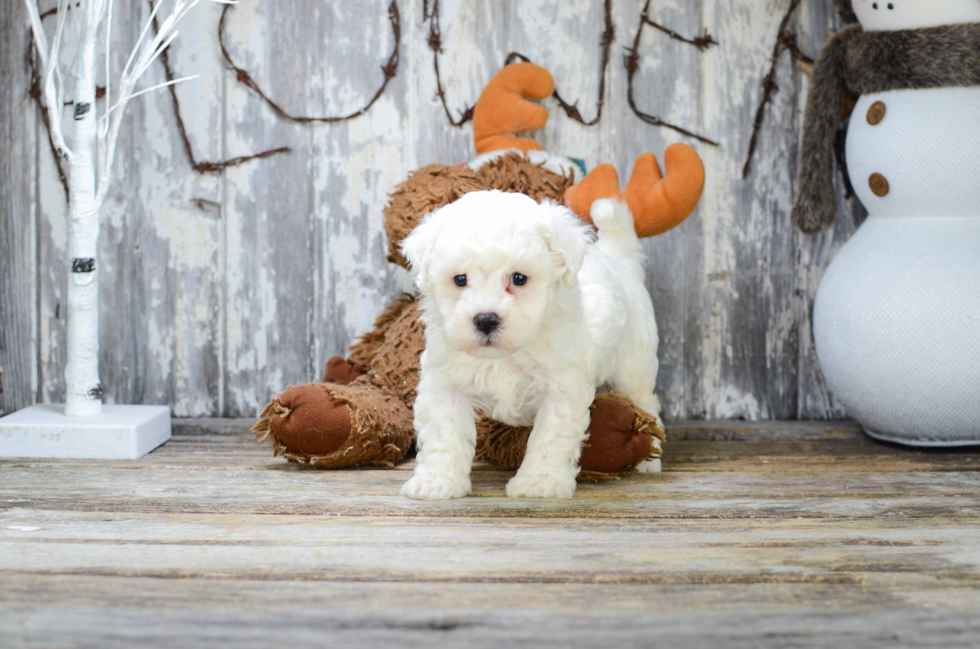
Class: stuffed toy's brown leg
253,372,415,469
252,296,423,471
251,357,368,458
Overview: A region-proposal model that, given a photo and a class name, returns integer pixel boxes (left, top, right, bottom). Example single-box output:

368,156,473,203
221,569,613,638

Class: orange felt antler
473,63,555,155
564,144,705,238
564,164,622,227
624,145,705,238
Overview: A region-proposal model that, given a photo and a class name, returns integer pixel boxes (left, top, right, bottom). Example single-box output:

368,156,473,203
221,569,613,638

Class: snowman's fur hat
793,21,980,233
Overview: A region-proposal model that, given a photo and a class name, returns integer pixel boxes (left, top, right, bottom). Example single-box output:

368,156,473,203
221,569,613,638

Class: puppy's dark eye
887,2,893,8
454,275,467,287
511,273,528,286
872,2,878,7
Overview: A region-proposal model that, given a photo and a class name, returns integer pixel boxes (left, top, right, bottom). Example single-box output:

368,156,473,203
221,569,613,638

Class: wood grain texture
795,0,862,419
1,421,979,648
97,2,225,416
6,0,865,419
0,2,37,417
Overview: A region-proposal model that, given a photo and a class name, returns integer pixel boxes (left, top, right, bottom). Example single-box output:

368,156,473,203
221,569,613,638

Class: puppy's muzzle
473,312,500,336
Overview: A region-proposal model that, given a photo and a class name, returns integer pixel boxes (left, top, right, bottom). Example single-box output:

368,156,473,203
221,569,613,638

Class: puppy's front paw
506,473,576,499
636,459,662,473
400,473,471,500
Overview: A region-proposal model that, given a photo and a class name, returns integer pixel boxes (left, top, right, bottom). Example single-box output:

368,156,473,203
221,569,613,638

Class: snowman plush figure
793,0,980,445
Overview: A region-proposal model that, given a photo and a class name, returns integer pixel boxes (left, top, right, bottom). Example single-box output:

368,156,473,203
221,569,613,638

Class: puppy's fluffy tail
591,198,643,265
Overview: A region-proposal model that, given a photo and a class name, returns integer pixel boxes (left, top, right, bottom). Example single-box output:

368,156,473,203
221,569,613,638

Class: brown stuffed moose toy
254,62,706,480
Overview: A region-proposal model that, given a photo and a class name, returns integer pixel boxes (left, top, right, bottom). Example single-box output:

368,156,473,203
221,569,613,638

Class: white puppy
400,191,662,500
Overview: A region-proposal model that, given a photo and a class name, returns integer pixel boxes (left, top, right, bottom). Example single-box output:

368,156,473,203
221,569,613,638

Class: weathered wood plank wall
0,0,862,419
0,2,37,417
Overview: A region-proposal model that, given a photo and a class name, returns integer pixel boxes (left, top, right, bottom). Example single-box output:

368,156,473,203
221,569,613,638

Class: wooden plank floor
2,421,979,648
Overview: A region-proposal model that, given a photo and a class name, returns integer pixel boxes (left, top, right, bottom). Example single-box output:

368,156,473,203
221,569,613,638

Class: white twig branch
102,74,199,119
24,0,228,416
84,0,109,38
25,0,228,202
24,0,49,70
96,0,210,203
25,0,74,161
104,0,113,121
120,0,164,83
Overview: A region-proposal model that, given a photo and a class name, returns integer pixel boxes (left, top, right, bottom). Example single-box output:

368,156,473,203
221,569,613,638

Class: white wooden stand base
0,404,171,459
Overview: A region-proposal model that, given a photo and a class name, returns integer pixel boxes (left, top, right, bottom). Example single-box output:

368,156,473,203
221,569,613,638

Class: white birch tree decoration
0,0,225,458
25,0,214,417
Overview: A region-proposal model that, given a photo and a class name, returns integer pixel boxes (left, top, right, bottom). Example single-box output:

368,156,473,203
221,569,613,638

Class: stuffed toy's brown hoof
254,378,415,469
255,384,353,457
251,357,371,458
581,395,662,475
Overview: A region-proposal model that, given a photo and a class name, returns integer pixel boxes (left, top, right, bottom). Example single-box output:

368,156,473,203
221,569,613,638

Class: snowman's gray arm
792,30,853,234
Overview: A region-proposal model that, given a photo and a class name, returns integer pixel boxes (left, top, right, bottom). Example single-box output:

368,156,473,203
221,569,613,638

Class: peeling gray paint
2,0,860,419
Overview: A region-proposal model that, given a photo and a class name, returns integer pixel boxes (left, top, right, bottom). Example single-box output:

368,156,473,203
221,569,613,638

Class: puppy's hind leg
611,357,664,474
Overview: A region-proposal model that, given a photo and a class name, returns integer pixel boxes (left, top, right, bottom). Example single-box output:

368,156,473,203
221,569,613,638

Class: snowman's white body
813,85,980,444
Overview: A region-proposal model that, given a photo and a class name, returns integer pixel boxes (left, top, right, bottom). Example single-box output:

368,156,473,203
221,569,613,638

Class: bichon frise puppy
400,190,661,500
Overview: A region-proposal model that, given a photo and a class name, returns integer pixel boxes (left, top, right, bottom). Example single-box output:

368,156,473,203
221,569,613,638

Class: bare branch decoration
28,39,70,201
427,0,614,128
218,1,401,124
742,0,815,178
643,13,718,51
508,0,614,126
625,0,719,146
426,0,473,126
150,1,290,173
29,2,291,188
24,0,216,416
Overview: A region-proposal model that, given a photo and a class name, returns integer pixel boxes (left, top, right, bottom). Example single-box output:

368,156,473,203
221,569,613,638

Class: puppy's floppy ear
400,209,447,289
536,201,591,288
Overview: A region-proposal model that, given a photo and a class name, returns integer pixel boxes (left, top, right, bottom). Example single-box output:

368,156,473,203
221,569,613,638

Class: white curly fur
400,191,661,500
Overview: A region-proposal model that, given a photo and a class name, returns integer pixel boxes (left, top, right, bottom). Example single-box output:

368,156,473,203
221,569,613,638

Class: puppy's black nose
473,312,500,335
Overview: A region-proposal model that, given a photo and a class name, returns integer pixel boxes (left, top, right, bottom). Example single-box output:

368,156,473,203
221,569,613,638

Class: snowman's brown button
867,101,886,125
869,173,889,197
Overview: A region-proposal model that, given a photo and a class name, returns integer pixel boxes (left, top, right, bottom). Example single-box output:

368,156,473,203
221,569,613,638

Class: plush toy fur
842,24,980,93
793,18,980,233
255,62,706,478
